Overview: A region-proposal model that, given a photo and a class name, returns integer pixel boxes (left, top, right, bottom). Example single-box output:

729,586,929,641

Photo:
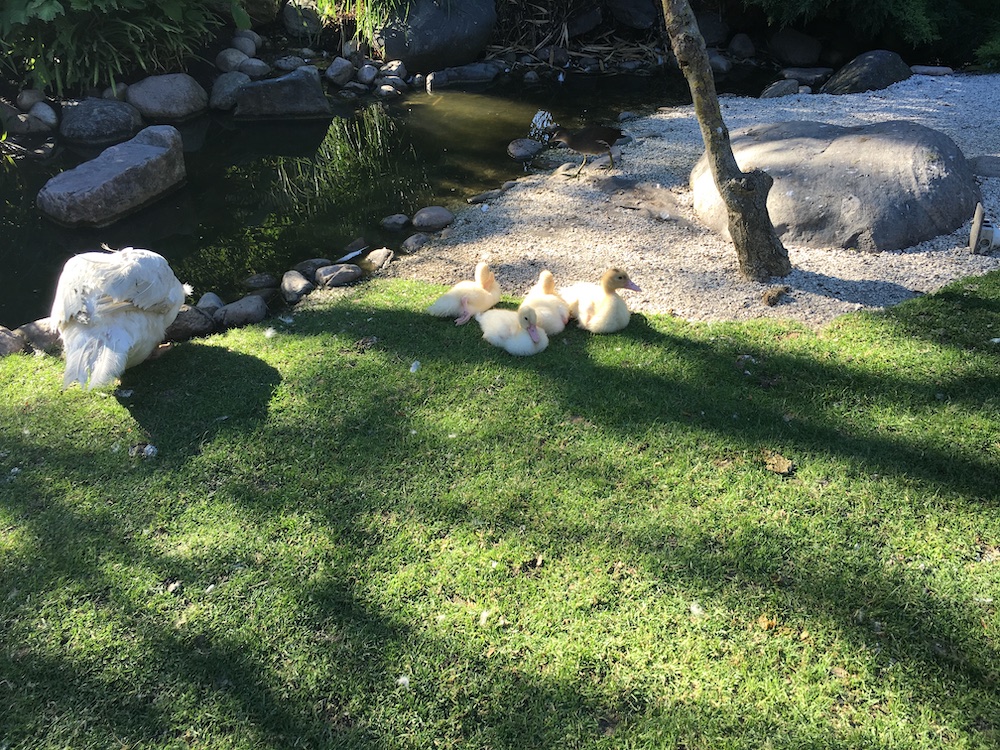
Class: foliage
1,271,1000,748
975,25,1000,68
0,0,227,95
315,0,408,49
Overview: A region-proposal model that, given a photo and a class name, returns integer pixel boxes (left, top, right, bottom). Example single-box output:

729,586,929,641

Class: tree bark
660,0,791,281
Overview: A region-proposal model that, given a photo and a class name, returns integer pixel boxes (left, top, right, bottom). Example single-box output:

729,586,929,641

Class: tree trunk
660,0,791,281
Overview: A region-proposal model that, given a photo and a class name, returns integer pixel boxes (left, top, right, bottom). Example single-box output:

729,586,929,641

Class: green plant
315,0,408,50
0,0,226,95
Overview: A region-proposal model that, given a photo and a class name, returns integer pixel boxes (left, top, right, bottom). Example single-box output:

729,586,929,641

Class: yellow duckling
475,304,548,356
521,269,570,335
50,246,190,390
427,261,501,325
560,267,641,334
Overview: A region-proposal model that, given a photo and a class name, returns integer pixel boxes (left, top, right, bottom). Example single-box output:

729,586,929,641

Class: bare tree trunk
660,0,791,281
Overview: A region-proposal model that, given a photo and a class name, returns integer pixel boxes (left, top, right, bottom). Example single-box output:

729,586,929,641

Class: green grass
2,272,999,749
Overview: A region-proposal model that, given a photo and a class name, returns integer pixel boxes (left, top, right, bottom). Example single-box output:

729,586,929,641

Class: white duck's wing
51,248,185,325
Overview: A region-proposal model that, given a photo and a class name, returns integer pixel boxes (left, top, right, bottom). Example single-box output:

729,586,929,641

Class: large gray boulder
233,66,332,120
379,0,496,73
36,126,186,228
125,73,209,121
691,120,981,252
820,50,912,95
59,98,143,148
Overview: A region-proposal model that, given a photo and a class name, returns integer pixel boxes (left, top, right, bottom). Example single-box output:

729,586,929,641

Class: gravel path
387,72,1000,327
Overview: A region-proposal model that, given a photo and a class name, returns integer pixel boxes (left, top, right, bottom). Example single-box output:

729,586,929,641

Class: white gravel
387,72,1000,327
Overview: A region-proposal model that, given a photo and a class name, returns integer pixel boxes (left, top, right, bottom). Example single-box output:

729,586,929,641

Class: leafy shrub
0,0,241,96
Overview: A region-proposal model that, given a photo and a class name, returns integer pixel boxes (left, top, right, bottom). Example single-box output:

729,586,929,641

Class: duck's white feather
427,261,501,324
559,267,640,334
522,270,570,335
51,247,188,389
476,306,548,356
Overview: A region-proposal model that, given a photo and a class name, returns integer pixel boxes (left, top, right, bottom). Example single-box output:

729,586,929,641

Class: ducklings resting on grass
427,261,501,325
560,267,641,334
521,269,570,335
476,304,548,356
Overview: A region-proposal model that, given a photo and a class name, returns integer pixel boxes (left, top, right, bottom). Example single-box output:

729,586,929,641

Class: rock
707,50,732,75
364,247,393,269
196,291,226,312
357,64,379,86
210,71,251,110
238,58,272,79
316,264,363,287
911,65,953,76
15,317,61,355
508,138,545,162
970,155,1000,178
125,73,208,121
216,47,250,73
375,83,403,98
283,0,323,38
275,55,307,71
26,101,58,130
102,82,128,101
379,0,497,73
379,75,408,93
233,29,263,51
694,11,729,46
324,57,355,86
381,213,410,231
768,28,822,67
727,32,755,60
233,66,332,120
381,60,408,79
59,98,143,148
213,294,269,329
566,6,602,37
16,89,45,111
281,269,315,303
230,36,258,57
760,79,799,99
165,305,217,341
780,67,833,86
536,45,571,68
242,0,281,25
3,111,52,135
293,258,333,280
0,326,26,357
468,189,501,204
243,272,280,289
412,206,455,231
425,61,506,92
37,125,186,228
820,50,913,95
401,233,430,253
690,120,981,252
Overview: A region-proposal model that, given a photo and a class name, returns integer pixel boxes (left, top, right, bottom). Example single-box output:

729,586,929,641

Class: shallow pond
0,68,765,329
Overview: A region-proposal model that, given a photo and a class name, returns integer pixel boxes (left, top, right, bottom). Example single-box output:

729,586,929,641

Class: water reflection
0,70,703,329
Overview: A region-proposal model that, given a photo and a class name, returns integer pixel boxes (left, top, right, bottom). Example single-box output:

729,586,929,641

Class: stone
507,138,545,162
911,65,953,76
424,61,506,91
59,98,143,148
0,326,26,357
608,0,660,30
760,79,800,99
238,58,272,79
243,272,280,289
970,155,1000,178
401,233,430,253
216,47,250,73
233,66,332,120
281,270,315,303
536,45,571,68
379,75,408,92
234,29,263,51
690,120,981,252
381,60,408,79
27,102,58,129
412,205,454,231
210,71,251,110
381,213,410,231
325,57,355,86
293,258,333,280
213,294,269,329
567,6,602,37
230,36,258,58
707,51,731,75
375,83,403,98
316,264,363,287
165,305,217,341
780,67,833,86
468,189,501,204
102,82,128,101
37,125,186,228
15,318,61,355
125,73,208,122
196,291,226,312
16,89,45,111
242,0,281,25
727,33,755,60
364,247,393,270
357,64,379,86
283,0,323,38
380,0,497,73
820,50,913,95
275,55,307,71
694,11,729,46
768,28,822,67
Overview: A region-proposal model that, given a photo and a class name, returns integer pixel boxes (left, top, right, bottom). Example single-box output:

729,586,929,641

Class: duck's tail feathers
61,328,130,390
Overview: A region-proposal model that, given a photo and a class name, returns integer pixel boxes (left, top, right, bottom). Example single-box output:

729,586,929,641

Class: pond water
0,68,763,330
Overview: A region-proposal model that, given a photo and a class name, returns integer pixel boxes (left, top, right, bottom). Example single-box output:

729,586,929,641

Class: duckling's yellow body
427,261,501,325
50,246,189,390
560,267,641,334
476,305,548,356
522,270,570,335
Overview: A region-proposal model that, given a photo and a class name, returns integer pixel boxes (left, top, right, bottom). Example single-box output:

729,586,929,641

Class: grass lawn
1,272,999,749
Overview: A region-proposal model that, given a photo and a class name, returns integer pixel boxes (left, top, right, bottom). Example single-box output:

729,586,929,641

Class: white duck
521,269,570,335
50,246,190,390
426,261,501,325
560,267,641,334
475,304,548,356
